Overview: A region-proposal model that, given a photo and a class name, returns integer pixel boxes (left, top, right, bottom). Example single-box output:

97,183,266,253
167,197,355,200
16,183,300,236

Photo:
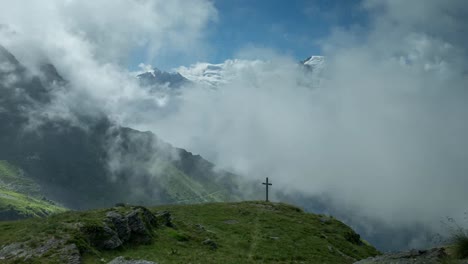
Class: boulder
138,207,158,226
124,208,154,244
85,207,165,250
126,211,148,234
101,226,123,250
82,224,123,250
106,211,131,242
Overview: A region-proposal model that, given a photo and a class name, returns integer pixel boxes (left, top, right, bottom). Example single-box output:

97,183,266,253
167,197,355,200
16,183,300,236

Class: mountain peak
302,55,325,66
137,68,189,89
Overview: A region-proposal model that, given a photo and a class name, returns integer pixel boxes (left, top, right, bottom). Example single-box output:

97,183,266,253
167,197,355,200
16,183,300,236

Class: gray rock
106,211,131,242
100,226,123,249
82,224,123,250
126,209,152,244
57,243,81,264
126,210,148,234
0,239,81,263
108,256,157,264
202,239,218,250
138,207,157,227
106,207,159,246
0,242,26,260
90,207,160,249
354,247,448,264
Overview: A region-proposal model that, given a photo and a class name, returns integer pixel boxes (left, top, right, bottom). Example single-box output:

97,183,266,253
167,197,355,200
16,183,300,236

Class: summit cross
262,177,272,202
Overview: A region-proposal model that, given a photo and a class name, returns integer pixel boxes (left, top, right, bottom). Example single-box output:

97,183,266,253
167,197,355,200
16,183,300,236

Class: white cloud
134,1,468,245
0,0,217,125
0,0,217,63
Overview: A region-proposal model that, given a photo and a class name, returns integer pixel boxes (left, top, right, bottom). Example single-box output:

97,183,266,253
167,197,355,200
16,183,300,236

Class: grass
0,160,20,178
451,229,468,259
0,160,67,219
159,164,234,203
0,201,380,263
0,160,41,196
0,186,67,218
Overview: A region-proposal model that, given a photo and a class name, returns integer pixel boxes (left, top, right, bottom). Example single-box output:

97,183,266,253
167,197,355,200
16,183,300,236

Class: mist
1,0,467,250
137,0,468,244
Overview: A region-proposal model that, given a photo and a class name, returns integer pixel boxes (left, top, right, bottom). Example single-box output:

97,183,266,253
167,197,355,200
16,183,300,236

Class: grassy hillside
0,160,40,196
0,187,67,219
159,163,236,204
0,160,67,220
0,201,380,263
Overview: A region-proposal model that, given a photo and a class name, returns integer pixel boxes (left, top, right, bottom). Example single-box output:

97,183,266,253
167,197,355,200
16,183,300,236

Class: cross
262,177,272,202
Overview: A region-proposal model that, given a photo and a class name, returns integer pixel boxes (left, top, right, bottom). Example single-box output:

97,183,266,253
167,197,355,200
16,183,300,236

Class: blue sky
130,0,369,71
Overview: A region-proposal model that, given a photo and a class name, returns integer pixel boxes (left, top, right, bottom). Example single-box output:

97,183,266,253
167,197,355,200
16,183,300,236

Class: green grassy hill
0,201,379,263
0,160,40,196
0,160,67,220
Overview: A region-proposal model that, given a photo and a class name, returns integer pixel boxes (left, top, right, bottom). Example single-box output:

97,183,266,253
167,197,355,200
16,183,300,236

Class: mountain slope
0,201,380,263
0,160,67,220
0,46,243,210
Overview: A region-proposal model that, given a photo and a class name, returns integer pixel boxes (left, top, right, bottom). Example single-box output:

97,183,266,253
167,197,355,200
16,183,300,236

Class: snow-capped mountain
175,59,265,88
137,67,190,89
136,56,325,88
301,56,326,87
302,56,325,70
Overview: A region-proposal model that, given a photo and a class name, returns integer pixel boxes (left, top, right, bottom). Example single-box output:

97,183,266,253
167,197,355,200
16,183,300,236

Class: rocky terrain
0,204,173,263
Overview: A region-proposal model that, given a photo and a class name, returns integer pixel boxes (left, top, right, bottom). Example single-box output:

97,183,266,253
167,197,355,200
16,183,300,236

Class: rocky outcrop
0,238,80,264
81,223,123,250
125,209,152,244
82,206,171,250
354,248,448,264
106,211,131,242
0,206,172,263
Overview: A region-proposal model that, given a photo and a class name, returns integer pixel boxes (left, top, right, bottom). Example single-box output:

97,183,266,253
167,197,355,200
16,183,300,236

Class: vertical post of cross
262,177,272,202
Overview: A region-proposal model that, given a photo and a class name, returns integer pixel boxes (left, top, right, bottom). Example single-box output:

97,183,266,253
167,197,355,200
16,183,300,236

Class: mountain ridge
138,56,326,88
0,45,244,213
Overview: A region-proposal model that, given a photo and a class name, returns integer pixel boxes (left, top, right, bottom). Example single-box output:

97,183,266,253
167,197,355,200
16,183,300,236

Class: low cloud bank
145,1,468,248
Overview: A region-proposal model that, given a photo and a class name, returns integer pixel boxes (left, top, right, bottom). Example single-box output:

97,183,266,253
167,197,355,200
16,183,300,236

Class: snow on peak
137,66,189,89
175,59,264,87
302,56,325,67
135,56,325,89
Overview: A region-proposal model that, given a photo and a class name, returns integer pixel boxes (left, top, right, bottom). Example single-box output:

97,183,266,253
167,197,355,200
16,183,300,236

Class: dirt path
247,213,261,260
